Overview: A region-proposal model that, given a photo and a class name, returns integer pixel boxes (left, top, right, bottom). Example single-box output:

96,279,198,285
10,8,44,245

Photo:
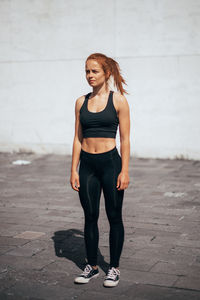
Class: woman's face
85,59,107,88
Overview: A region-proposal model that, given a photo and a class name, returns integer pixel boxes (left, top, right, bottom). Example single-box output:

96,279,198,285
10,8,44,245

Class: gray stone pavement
0,151,200,300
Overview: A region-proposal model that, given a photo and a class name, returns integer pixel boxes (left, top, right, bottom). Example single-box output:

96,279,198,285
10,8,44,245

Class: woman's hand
116,171,129,190
70,170,80,192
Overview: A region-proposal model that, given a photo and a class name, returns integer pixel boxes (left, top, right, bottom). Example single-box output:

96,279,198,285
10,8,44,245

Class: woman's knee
85,211,99,224
107,210,122,225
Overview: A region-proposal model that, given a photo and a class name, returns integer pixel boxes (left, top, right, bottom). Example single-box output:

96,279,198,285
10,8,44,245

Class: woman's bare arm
70,96,84,191
116,93,130,190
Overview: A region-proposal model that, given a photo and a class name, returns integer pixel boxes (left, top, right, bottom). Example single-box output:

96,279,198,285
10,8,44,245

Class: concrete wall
0,0,200,159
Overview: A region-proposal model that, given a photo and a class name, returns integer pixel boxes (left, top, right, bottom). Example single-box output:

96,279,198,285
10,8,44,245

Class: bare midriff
81,137,116,153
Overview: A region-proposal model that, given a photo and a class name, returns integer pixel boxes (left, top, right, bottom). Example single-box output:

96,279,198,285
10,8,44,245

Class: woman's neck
92,84,109,97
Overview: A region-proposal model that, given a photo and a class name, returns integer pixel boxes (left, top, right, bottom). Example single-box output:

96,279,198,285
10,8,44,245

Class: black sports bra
79,90,119,138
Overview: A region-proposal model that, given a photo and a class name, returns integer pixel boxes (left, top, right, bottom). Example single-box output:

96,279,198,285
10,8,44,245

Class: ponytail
107,57,128,95
86,53,128,95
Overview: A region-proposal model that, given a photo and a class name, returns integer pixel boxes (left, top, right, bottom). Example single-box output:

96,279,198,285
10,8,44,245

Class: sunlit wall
0,0,200,159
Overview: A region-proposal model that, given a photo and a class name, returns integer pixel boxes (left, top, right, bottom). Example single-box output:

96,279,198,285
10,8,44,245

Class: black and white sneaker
74,264,99,284
103,267,120,287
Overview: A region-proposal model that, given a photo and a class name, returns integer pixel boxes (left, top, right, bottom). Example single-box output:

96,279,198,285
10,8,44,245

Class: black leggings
78,146,124,268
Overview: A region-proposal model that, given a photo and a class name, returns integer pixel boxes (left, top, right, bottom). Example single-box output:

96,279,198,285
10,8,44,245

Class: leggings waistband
80,146,118,160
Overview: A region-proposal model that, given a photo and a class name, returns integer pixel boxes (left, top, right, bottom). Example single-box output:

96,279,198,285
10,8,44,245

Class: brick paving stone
119,257,158,272
150,261,200,277
1,281,83,300
174,276,200,291
132,247,197,265
5,239,48,257
119,268,178,287
0,269,19,292
36,215,84,224
0,216,49,226
123,283,200,300
0,237,29,247
0,246,17,255
13,231,46,240
0,254,55,271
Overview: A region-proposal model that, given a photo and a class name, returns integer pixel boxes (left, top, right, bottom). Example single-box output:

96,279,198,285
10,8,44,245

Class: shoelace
81,264,92,276
106,267,120,280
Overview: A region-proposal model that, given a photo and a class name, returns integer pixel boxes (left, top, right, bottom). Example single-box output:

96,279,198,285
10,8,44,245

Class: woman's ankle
91,265,98,270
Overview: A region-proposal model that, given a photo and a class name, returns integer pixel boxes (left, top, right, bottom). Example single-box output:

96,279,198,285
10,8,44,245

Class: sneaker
103,267,120,287
74,264,99,284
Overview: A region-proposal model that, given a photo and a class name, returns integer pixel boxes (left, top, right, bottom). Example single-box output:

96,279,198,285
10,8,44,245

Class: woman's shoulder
112,91,129,110
75,93,89,111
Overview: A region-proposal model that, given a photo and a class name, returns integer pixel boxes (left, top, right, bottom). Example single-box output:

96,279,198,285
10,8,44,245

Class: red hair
86,53,128,95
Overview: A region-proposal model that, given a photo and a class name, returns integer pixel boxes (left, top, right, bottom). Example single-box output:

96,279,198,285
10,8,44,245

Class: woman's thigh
100,155,124,218
78,159,102,219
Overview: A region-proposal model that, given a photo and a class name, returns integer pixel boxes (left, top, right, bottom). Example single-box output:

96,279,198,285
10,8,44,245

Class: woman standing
70,53,130,287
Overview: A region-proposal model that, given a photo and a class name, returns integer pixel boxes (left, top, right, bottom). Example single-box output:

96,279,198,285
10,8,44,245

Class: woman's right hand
70,170,80,192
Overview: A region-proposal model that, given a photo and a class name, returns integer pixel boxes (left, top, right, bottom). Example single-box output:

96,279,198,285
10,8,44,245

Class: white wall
0,0,200,159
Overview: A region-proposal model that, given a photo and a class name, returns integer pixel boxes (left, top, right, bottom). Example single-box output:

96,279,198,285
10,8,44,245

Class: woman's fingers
116,177,120,189
75,178,80,190
117,173,129,190
72,181,79,191
117,174,123,190
118,182,128,190
70,175,80,192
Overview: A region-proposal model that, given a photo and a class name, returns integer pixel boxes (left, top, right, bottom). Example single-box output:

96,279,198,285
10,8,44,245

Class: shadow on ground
52,229,110,273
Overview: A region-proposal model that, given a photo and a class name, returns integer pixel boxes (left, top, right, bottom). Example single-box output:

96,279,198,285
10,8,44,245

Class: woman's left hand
116,171,130,190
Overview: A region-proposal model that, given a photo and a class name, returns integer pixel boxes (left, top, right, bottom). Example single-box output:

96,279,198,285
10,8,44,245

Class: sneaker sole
103,279,119,287
74,273,99,284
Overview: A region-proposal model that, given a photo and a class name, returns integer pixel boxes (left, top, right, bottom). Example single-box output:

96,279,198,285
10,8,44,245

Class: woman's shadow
52,229,109,273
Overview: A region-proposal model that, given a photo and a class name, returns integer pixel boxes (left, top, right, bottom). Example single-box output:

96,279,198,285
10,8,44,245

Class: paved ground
0,151,200,300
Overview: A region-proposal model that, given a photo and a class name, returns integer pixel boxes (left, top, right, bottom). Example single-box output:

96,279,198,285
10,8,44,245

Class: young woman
70,53,130,287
